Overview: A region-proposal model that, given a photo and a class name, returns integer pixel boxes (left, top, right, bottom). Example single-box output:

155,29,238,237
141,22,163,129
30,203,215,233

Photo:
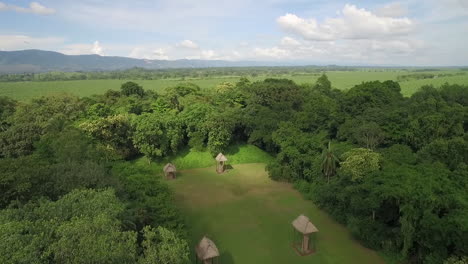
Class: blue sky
1,0,467,65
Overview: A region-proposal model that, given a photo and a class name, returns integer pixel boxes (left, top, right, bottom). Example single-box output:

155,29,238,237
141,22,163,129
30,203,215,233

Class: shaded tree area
0,75,466,263
0,91,188,263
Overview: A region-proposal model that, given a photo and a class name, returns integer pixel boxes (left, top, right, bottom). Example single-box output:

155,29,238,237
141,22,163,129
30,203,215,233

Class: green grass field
134,144,385,264
1,70,467,101
168,163,385,264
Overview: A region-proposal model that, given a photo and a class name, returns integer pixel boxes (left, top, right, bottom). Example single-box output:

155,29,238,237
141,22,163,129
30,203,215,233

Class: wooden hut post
302,234,309,252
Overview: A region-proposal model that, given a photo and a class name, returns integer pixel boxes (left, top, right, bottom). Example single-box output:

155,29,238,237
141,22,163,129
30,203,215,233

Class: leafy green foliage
112,162,186,234
121,81,145,97
242,78,302,151
321,142,339,182
139,226,190,264
0,94,84,158
444,256,468,264
132,112,184,162
340,148,381,181
342,80,403,116
0,96,16,132
0,189,137,263
80,114,136,159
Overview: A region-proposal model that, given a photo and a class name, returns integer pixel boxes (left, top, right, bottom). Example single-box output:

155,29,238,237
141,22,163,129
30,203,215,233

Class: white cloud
151,48,169,60
176,40,199,49
200,50,216,59
277,13,333,41
280,36,301,47
0,2,55,15
254,47,290,59
375,2,408,17
277,4,414,41
129,47,169,60
91,41,104,55
128,43,220,60
29,2,56,15
59,41,105,56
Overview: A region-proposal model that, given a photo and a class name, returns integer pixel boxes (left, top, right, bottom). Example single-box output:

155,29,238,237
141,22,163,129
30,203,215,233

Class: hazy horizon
1,0,468,66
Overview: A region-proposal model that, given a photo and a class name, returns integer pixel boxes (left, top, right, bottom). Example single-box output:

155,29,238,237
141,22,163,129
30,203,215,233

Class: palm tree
321,141,339,183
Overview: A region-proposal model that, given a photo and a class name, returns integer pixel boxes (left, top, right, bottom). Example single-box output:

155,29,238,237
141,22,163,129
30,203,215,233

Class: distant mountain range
0,50,295,74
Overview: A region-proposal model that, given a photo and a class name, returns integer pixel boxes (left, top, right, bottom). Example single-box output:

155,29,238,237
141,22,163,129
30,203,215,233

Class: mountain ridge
0,49,293,73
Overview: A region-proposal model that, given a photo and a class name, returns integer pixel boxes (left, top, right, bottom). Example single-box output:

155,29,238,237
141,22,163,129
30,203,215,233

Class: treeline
0,76,467,263
397,72,467,82
0,66,398,82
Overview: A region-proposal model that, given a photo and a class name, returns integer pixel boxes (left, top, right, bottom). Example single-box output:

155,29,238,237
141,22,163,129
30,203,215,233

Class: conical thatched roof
163,163,176,173
196,236,219,260
215,153,228,162
292,214,318,234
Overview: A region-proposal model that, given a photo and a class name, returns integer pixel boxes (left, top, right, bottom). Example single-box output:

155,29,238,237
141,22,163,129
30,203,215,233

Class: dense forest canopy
0,75,466,264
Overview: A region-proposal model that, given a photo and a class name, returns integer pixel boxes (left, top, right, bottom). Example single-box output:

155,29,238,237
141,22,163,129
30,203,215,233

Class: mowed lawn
168,163,385,264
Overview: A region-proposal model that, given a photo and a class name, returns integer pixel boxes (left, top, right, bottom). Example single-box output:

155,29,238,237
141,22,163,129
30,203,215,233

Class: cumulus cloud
176,40,199,49
0,2,55,15
277,4,414,41
280,36,301,47
375,2,408,17
91,41,104,55
59,41,105,55
277,13,333,41
129,47,169,60
151,48,169,60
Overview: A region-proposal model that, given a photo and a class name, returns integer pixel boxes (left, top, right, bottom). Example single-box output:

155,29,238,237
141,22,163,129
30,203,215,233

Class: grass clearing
167,163,386,264
132,144,274,175
2,70,467,101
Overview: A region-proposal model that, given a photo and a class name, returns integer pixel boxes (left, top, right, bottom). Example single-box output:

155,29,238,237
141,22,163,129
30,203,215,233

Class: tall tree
321,141,339,183
132,112,183,163
121,81,145,97
340,148,381,181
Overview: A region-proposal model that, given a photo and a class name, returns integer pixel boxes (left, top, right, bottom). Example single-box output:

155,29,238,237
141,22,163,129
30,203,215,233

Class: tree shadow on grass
220,251,235,264
225,144,241,156
162,147,191,163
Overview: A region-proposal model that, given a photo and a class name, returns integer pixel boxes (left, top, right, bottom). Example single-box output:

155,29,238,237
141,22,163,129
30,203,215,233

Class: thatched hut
291,214,318,255
215,153,228,173
163,163,177,179
195,236,219,264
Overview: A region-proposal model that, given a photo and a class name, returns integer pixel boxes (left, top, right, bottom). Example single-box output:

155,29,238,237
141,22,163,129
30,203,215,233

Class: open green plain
167,163,385,264
1,70,467,101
